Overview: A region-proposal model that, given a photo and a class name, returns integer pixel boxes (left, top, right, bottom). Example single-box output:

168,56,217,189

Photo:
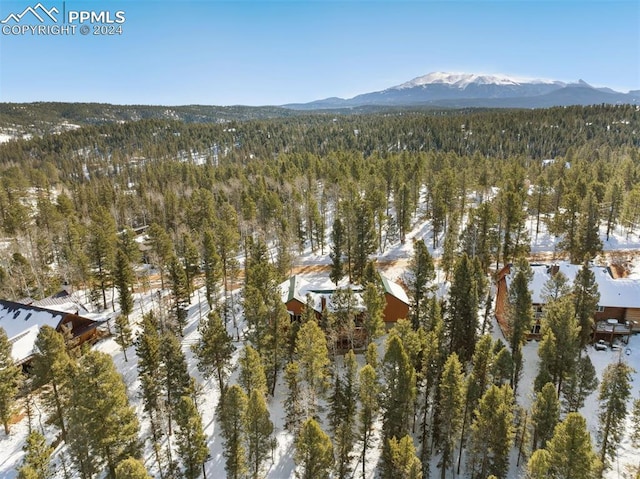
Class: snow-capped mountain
285,72,639,110
394,72,565,90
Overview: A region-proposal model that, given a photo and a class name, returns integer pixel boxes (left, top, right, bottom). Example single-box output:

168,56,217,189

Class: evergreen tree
352,199,377,282
557,192,581,262
435,353,464,479
115,314,134,362
573,259,600,348
331,287,359,352
0,327,20,435
146,223,174,291
629,397,640,478
217,385,248,479
492,343,514,386
114,249,135,319
115,458,153,479
160,332,192,436
396,182,411,244
461,202,499,272
406,239,435,329
507,257,534,394
365,341,379,369
330,350,358,479
329,218,345,286
17,431,53,479
440,214,459,282
531,382,560,450
456,334,494,475
31,325,73,438
294,418,334,479
561,354,598,413
243,238,289,396
175,395,208,479
525,449,552,479
598,360,634,472
545,412,599,479
181,233,200,299
386,435,422,479
284,361,304,434
381,335,416,467
446,253,478,363
244,390,275,479
535,295,580,394
362,282,385,345
135,312,162,417
359,364,380,479
192,309,235,392
499,175,529,264
168,254,190,334
215,204,240,300
575,190,603,262
238,345,268,399
202,229,221,308
541,271,571,304
87,207,118,310
67,350,141,479
604,180,623,241
467,384,515,479
118,227,142,265
361,260,380,286
295,320,330,418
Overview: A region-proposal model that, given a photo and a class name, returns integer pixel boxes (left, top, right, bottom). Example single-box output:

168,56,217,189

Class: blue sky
0,0,638,105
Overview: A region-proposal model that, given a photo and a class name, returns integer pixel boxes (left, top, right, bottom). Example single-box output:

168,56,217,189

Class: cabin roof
505,262,640,309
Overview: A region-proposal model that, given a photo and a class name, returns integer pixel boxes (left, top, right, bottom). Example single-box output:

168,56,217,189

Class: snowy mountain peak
394,72,565,90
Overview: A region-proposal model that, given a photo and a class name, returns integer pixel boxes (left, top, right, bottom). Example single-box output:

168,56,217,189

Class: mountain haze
285,72,640,109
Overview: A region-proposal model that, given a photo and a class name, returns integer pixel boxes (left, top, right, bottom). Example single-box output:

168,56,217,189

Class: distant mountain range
285,72,640,110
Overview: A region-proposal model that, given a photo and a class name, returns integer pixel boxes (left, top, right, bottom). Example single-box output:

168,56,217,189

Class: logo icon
1,3,59,24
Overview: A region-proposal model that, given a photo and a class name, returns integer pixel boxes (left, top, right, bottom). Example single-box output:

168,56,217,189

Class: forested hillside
0,103,639,479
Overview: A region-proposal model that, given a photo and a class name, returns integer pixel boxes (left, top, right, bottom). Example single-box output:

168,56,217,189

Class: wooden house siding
595,307,626,322
383,293,409,324
284,299,306,317
625,309,640,331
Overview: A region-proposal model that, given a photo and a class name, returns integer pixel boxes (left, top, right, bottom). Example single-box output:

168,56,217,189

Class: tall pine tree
598,360,633,473
193,309,235,393
294,418,334,479
446,253,479,363
217,385,248,479
0,327,20,435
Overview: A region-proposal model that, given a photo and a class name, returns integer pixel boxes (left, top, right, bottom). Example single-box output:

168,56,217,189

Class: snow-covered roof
0,300,67,364
592,266,640,309
279,275,403,314
506,262,640,309
380,274,410,305
279,275,314,306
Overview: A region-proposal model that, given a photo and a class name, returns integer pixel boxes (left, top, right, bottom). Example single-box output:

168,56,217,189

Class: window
596,305,605,313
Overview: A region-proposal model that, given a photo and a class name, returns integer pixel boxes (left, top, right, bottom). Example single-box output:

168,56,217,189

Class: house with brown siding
495,262,640,343
0,300,102,366
279,274,409,326
380,275,410,325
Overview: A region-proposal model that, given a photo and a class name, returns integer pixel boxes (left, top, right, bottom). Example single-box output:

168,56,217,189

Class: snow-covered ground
2,208,640,479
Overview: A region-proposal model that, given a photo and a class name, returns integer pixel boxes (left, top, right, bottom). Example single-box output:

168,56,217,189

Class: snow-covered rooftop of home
29,290,90,315
592,266,640,309
506,262,640,309
380,274,410,305
0,300,68,364
279,274,407,313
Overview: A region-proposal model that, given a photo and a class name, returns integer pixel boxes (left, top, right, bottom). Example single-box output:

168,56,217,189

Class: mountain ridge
285,72,640,110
